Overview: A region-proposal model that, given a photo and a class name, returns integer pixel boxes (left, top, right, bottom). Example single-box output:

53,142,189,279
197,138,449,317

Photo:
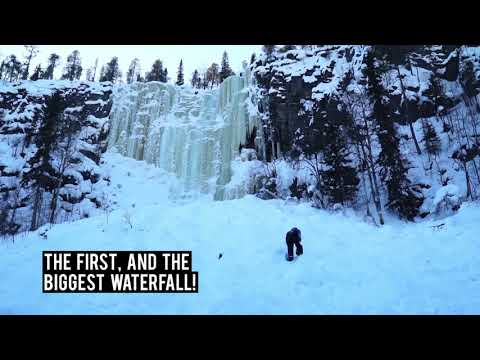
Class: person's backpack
291,227,301,241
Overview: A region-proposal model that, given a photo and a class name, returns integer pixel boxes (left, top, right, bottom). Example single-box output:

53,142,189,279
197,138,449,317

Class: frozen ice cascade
107,74,264,200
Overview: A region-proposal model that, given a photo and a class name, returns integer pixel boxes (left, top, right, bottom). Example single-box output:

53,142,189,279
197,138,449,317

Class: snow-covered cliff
0,80,112,235
250,45,480,222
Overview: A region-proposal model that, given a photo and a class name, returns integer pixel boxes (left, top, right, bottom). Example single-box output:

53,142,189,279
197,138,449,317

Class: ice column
108,74,262,199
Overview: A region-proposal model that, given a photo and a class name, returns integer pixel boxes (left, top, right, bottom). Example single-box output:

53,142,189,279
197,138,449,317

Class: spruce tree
99,66,106,82
61,50,82,81
423,121,441,155
219,51,235,82
426,73,445,113
191,69,200,88
3,55,22,82
176,59,184,86
460,59,477,98
21,92,65,230
250,53,256,65
202,73,208,89
319,106,359,205
262,45,277,59
100,57,121,83
43,53,60,80
30,64,43,80
146,59,163,82
0,60,5,80
363,49,423,220
162,68,168,82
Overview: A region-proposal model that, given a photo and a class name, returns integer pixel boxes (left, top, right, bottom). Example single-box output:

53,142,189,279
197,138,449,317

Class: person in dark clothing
285,227,303,262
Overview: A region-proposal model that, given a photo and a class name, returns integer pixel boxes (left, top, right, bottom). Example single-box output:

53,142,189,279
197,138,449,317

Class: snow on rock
223,148,264,200
429,184,462,218
0,80,113,235
251,45,480,220
433,184,461,207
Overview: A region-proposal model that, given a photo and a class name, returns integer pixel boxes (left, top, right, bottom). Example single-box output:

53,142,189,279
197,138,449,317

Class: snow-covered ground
1,152,480,314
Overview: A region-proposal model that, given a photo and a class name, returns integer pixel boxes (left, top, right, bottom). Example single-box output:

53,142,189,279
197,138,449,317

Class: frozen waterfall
107,74,263,200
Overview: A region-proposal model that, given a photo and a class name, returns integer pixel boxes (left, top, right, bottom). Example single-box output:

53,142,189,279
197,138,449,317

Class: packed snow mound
1,152,480,314
107,75,264,200
429,184,462,218
433,184,460,207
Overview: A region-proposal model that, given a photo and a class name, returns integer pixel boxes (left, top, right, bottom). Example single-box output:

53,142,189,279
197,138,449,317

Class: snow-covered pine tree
2,55,22,82
146,59,163,82
459,58,478,99
176,60,184,86
191,69,200,88
21,92,65,231
98,66,106,82
61,50,82,81
162,68,168,83
30,64,43,80
363,48,424,221
43,53,60,80
202,71,208,89
262,45,277,60
219,51,235,82
426,73,445,114
100,57,121,83
422,121,441,155
319,105,359,206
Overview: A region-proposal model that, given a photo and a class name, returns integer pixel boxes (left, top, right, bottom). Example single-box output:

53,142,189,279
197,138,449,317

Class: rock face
250,45,480,220
253,45,480,161
0,80,113,236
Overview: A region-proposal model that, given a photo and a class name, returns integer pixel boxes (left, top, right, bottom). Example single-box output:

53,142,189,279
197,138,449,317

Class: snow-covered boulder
432,184,462,217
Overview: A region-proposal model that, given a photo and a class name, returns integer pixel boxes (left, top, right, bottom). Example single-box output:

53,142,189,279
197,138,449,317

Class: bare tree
123,210,133,229
22,45,39,80
48,115,79,224
395,65,422,155
343,89,385,225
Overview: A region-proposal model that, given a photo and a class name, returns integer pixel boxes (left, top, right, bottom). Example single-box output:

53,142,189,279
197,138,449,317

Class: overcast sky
0,45,262,82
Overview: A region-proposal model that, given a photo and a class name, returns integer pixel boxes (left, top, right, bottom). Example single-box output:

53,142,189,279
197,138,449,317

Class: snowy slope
1,152,479,314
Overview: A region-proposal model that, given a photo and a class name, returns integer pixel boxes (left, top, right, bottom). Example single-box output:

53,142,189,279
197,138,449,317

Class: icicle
108,75,263,200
